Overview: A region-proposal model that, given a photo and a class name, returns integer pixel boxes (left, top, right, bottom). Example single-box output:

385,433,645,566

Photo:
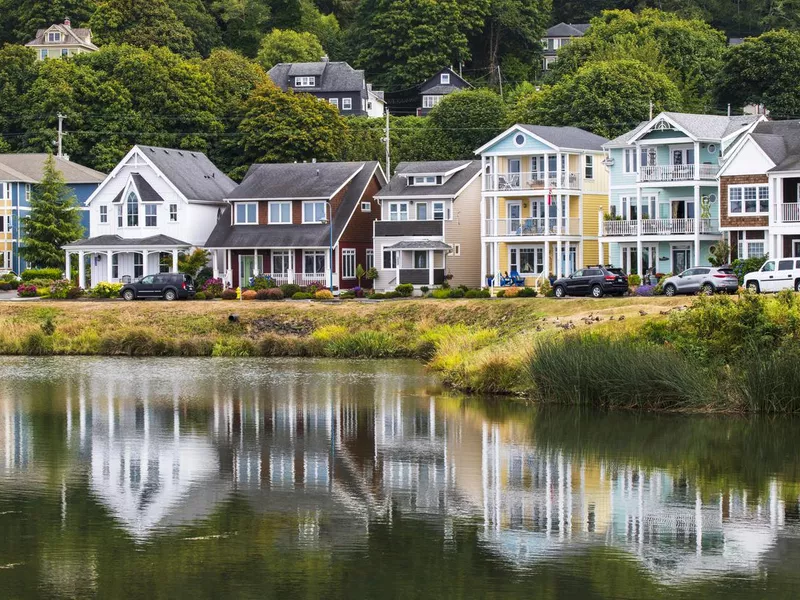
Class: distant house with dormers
25,18,98,60
541,23,589,72
417,68,471,116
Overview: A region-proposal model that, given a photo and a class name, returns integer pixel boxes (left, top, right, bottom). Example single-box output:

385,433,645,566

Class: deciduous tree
427,89,507,158
256,29,325,70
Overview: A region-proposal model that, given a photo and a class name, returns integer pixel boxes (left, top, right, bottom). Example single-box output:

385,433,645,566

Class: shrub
90,282,123,298
431,289,451,299
635,284,656,297
49,279,77,299
0,283,14,291
340,290,355,299
365,267,378,281
449,288,465,298
352,286,365,298
496,290,506,298
201,278,224,298
539,280,554,297
193,291,207,300
732,255,768,285
292,292,313,300
17,284,38,297
40,316,56,336
0,273,18,283
20,268,62,282
221,289,238,300
315,289,334,300
395,283,414,297
22,330,53,355
257,288,284,300
251,275,276,290
653,274,672,296
241,290,257,300
368,292,386,299
518,287,537,298
420,286,429,294
280,283,301,298
628,274,642,287
465,289,491,298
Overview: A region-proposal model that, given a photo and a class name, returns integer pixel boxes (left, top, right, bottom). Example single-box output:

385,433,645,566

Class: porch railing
602,218,717,236
781,203,800,223
489,171,580,191
259,272,330,287
486,217,581,236
639,164,719,183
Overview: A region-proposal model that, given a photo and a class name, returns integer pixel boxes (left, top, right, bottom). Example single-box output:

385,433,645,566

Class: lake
1,357,799,599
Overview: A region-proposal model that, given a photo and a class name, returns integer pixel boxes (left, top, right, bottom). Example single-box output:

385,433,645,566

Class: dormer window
295,76,315,87
126,191,139,227
48,31,61,43
440,73,450,85
411,175,441,186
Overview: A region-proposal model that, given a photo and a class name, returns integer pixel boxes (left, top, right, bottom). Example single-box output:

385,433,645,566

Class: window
452,243,461,257
342,249,356,278
779,259,794,271
440,73,450,85
514,134,526,147
422,95,442,109
295,76,315,87
388,202,408,221
383,249,397,269
303,201,327,224
40,49,48,60
433,202,445,221
117,205,123,227
361,202,371,212
510,248,544,274
134,253,144,279
304,251,326,275
25,185,30,202
623,148,639,174
169,204,178,222
159,252,170,274
366,249,374,270
145,204,157,227
762,261,775,272
111,254,119,279
412,175,437,186
61,49,69,57
126,191,139,227
416,203,428,220
729,185,769,215
342,98,352,111
99,206,108,224
585,155,594,179
742,241,765,259
235,202,258,224
272,251,292,275
414,251,428,269
329,98,339,109
269,202,292,224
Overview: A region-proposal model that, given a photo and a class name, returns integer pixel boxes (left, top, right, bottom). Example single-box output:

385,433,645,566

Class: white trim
474,124,559,155
234,201,258,225
628,113,697,144
302,200,327,224
728,183,769,217
717,133,775,178
268,201,292,224
341,248,356,279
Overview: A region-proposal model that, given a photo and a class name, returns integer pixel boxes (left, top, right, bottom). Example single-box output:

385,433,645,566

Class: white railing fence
639,164,719,182
602,218,717,236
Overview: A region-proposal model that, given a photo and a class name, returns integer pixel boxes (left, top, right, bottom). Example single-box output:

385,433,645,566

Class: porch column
556,240,562,279
544,241,550,279
481,155,487,191
78,251,85,289
172,249,178,272
480,195,487,285
65,250,71,282
141,250,149,276
556,152,562,188
252,248,259,276
694,184,701,267
556,193,563,236
493,196,499,236
428,250,434,286
493,242,500,277
598,240,604,267
212,251,219,279
106,250,113,282
578,242,584,270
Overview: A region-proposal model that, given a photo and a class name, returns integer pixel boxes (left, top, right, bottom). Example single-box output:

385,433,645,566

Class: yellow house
25,18,98,61
475,124,609,287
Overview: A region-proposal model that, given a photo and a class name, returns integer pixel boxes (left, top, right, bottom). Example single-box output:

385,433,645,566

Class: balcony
486,217,581,237
781,203,800,223
374,220,444,237
487,172,580,192
602,218,718,237
639,164,719,183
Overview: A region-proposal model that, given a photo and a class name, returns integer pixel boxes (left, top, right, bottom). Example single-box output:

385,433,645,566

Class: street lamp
319,200,334,292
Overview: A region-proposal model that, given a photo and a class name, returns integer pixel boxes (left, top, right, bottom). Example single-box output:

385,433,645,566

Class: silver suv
662,267,739,297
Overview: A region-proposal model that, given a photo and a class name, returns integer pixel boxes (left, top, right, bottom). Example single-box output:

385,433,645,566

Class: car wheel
746,281,759,294
122,289,135,301
591,284,604,298
164,289,177,301
554,285,566,299
664,284,677,297
795,279,800,292
701,283,714,296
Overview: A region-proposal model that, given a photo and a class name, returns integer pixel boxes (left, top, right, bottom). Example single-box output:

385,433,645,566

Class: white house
63,145,236,288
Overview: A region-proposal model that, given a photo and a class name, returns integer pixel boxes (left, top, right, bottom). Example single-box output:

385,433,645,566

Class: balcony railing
488,172,580,192
486,217,581,236
639,164,719,183
602,218,717,236
781,203,800,223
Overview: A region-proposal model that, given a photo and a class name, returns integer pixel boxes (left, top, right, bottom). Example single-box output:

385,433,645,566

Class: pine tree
20,153,84,269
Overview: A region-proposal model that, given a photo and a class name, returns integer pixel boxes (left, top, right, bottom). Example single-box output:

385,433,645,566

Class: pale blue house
600,113,763,275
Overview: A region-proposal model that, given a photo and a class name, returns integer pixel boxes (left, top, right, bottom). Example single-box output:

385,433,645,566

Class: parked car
743,259,800,293
552,266,628,298
120,273,195,301
662,266,739,297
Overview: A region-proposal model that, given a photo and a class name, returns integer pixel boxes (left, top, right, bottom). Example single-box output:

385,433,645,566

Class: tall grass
527,335,714,411
736,343,800,413
323,331,401,358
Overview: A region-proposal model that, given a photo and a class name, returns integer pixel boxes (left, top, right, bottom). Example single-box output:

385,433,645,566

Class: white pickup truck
743,259,800,293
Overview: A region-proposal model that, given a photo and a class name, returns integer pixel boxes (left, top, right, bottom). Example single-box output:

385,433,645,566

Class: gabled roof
376,161,481,199
136,146,236,203
205,162,385,249
131,173,164,203
625,112,760,145
545,23,590,38
419,68,472,95
475,124,608,155
230,162,366,200
604,122,649,148
268,61,367,95
386,240,451,250
746,120,800,172
64,234,191,249
0,154,105,184
26,23,97,51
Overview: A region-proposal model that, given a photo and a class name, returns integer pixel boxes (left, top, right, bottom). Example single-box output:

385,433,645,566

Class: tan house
373,160,482,291
26,18,98,60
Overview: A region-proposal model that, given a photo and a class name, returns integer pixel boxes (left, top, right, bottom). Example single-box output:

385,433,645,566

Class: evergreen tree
20,153,85,269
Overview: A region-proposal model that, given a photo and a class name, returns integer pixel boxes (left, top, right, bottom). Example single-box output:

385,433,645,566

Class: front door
508,159,521,188
672,248,690,275
239,255,263,287
508,202,522,234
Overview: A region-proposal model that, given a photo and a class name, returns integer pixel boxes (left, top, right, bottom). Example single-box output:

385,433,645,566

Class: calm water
1,358,800,599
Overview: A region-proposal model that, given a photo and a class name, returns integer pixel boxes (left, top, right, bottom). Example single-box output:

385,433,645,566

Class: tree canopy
427,89,507,159
256,29,325,70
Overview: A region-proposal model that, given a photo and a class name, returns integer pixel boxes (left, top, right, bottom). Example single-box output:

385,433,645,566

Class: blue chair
509,270,525,286
497,273,513,287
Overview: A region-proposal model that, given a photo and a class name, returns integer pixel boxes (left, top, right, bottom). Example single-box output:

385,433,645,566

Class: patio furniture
509,270,525,286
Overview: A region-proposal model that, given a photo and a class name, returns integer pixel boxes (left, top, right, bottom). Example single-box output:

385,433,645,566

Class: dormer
440,72,450,85
46,28,62,44
407,174,444,187
294,76,316,87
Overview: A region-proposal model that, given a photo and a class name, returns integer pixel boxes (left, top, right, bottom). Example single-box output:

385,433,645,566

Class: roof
64,234,191,249
545,23,590,37
747,120,800,172
131,173,164,202
605,113,761,148
268,61,366,95
519,125,608,151
25,23,97,50
136,146,236,203
230,162,366,200
0,154,105,184
205,162,383,249
376,160,481,199
604,121,649,147
386,240,451,250
419,68,472,95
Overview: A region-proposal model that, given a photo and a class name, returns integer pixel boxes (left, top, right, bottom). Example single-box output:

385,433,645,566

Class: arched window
126,191,139,227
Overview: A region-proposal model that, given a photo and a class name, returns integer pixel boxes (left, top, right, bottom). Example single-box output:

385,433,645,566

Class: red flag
547,188,553,206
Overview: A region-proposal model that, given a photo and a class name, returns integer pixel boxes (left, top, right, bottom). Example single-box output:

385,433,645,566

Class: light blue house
0,154,105,274
600,113,763,275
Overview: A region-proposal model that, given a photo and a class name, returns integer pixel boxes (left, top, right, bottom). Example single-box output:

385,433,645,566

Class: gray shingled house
417,67,472,116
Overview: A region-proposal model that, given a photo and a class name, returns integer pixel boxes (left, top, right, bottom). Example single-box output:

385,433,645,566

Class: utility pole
497,66,503,100
727,103,731,117
57,113,65,158
383,110,391,177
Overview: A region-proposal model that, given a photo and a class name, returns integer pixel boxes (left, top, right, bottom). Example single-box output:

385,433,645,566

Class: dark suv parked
120,273,195,301
552,266,628,298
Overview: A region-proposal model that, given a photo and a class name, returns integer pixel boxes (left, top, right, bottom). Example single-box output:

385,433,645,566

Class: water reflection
0,357,799,598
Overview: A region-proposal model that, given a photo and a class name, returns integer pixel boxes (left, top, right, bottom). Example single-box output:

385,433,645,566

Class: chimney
321,55,329,63
64,17,71,28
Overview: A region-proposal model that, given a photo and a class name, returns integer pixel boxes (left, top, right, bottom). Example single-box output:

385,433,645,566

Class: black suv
552,266,628,298
120,273,195,301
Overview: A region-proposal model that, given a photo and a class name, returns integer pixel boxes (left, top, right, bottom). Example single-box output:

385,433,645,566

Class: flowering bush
352,286,365,298
314,289,334,300
636,284,656,297
250,275,276,290
49,279,77,299
201,278,224,298
89,282,123,298
17,284,38,297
